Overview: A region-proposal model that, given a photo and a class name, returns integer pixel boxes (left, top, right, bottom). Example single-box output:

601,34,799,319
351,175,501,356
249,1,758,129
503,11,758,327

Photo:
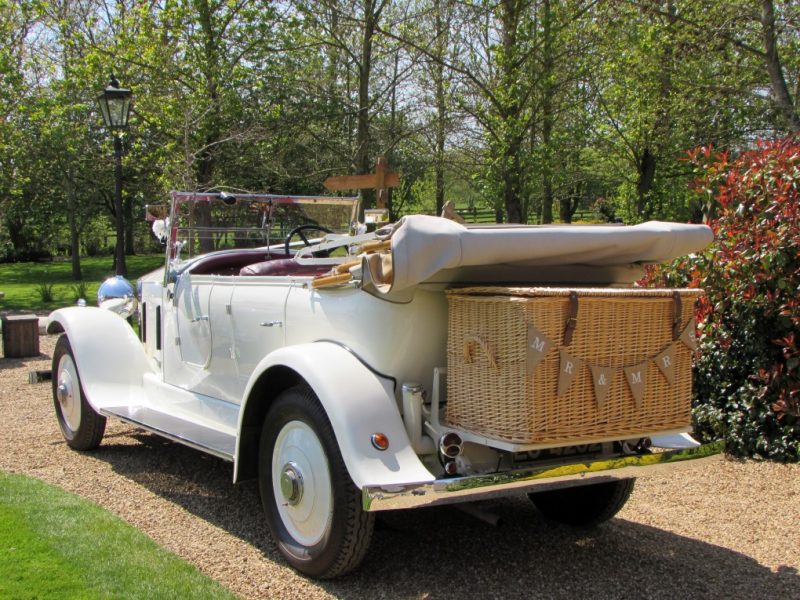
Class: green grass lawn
0,471,238,600
0,255,164,313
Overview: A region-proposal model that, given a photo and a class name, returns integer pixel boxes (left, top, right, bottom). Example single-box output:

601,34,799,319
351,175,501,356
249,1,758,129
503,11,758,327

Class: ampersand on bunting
590,365,615,407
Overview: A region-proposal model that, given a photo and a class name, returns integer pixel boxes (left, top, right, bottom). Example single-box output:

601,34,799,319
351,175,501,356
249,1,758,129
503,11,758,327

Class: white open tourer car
48,191,722,578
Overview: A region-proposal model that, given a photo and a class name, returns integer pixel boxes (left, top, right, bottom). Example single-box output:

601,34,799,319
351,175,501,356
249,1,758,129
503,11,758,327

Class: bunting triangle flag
589,365,615,407
654,343,677,385
679,321,697,351
624,361,649,408
527,325,555,375
557,351,584,396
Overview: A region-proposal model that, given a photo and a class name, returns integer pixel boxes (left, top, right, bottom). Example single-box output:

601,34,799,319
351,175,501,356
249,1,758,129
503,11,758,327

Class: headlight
97,275,138,319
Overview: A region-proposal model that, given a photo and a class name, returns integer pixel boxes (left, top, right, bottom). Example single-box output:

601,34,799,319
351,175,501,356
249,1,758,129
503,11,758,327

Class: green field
0,255,164,313
0,471,237,599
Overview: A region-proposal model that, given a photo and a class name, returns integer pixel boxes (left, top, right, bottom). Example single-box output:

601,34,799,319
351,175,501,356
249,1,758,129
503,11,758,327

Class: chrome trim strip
362,441,724,512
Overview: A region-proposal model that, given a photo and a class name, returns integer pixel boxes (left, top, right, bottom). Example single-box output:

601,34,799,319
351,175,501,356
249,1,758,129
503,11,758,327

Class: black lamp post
97,75,133,277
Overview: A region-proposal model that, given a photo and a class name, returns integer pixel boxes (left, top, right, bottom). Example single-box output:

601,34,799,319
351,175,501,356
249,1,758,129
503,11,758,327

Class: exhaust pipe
439,432,463,459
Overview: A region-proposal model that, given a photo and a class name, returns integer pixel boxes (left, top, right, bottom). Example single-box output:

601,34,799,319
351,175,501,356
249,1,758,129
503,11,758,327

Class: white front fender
47,307,154,410
238,342,435,490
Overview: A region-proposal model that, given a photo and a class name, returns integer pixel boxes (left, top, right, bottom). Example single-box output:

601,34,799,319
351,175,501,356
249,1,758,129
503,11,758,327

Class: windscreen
167,193,359,259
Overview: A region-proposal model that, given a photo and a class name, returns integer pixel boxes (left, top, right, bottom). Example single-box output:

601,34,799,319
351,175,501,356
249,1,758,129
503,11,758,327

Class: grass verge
0,255,164,313
0,471,238,599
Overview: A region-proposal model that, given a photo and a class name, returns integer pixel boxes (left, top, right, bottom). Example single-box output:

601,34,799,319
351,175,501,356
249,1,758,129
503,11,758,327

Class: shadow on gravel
0,351,51,371
95,432,798,600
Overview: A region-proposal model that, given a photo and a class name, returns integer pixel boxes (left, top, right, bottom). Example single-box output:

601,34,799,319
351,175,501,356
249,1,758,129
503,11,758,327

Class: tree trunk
433,0,448,216
636,148,656,218
760,0,800,134
504,138,523,223
66,185,81,280
196,0,221,254
356,0,376,209
387,51,398,219
540,0,554,224
500,0,525,224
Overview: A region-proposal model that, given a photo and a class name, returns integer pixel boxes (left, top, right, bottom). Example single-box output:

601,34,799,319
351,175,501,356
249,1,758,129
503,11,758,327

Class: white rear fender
47,307,154,410
236,342,435,489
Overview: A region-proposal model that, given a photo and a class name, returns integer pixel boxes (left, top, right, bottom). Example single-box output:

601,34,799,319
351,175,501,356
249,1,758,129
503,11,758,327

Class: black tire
258,385,374,579
51,334,106,451
528,479,635,528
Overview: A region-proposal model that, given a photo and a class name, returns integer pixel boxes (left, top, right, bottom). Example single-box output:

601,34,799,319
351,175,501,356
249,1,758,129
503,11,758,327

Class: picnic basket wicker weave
445,287,702,446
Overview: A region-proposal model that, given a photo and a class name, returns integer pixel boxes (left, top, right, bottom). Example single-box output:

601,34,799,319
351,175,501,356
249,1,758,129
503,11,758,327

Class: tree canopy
1,0,798,263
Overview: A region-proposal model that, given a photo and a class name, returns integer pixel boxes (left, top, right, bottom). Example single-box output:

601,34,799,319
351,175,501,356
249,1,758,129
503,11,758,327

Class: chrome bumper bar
362,440,724,512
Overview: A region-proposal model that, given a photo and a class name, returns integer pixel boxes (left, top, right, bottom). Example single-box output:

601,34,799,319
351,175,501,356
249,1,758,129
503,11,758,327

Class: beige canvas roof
364,215,713,296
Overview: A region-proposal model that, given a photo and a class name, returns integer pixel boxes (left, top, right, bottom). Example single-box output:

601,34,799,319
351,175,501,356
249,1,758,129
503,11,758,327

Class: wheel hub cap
56,382,70,405
280,462,304,505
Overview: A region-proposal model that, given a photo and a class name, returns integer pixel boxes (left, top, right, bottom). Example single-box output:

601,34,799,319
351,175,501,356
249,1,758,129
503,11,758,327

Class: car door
174,273,212,367
229,278,293,400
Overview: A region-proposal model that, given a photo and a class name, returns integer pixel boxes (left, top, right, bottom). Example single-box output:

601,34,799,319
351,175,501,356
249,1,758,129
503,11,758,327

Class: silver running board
101,405,235,462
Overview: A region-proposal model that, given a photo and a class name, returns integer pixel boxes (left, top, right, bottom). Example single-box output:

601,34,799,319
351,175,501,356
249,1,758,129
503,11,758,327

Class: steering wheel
284,223,334,257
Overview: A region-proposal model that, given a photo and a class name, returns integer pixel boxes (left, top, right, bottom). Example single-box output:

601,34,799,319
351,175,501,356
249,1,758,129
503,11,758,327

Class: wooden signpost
323,156,399,209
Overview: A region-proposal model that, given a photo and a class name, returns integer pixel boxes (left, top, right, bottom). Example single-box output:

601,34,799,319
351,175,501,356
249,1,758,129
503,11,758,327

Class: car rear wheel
528,479,635,527
51,334,106,451
258,385,374,578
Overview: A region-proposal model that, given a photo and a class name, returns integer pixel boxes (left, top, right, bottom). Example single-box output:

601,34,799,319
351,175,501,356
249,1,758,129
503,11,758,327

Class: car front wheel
51,334,106,450
528,479,635,527
258,385,374,579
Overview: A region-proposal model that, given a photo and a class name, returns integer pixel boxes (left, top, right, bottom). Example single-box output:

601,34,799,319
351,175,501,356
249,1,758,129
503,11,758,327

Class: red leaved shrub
644,138,800,460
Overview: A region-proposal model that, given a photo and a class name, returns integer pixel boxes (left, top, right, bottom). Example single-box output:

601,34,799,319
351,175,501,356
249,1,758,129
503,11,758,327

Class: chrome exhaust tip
439,432,463,459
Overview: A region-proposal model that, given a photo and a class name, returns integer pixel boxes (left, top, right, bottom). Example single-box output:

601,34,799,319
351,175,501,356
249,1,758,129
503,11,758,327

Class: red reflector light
371,433,389,451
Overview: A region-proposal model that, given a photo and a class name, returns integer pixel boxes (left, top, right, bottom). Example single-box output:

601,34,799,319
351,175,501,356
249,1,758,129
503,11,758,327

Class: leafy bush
36,281,55,303
70,281,88,302
1,248,54,263
644,139,800,461
591,197,618,223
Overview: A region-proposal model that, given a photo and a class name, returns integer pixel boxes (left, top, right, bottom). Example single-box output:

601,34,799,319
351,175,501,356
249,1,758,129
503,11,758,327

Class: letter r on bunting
557,351,583,396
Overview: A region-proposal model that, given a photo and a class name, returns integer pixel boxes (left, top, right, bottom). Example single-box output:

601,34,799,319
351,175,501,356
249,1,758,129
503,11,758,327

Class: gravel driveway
1,334,799,599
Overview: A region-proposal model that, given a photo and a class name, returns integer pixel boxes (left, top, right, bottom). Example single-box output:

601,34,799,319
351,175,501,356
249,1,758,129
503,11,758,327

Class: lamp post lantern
97,75,133,277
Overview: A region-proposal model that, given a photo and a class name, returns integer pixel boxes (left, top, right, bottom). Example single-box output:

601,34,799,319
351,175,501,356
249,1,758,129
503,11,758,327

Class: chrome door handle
191,315,209,323
260,320,283,328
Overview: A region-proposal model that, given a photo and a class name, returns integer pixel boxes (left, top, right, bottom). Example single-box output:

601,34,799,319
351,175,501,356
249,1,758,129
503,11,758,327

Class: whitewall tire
258,385,374,578
51,335,106,451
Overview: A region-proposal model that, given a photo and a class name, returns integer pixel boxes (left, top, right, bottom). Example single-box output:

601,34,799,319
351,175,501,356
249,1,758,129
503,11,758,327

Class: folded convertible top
365,215,713,295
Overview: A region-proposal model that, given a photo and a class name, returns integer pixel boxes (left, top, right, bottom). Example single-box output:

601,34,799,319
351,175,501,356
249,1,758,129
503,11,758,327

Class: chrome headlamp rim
97,275,138,318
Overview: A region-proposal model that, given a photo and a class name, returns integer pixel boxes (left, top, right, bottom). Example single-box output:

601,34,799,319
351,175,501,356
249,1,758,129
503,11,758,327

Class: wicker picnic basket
445,287,702,446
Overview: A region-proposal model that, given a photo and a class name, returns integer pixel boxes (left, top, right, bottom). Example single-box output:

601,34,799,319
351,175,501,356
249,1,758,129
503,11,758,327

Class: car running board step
100,405,235,462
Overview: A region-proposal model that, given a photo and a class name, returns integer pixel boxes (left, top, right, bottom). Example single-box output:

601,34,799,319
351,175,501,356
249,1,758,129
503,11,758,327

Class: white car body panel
238,342,435,488
48,307,154,410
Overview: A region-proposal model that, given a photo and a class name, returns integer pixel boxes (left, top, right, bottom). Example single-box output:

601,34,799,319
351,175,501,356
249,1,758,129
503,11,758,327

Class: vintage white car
48,191,722,578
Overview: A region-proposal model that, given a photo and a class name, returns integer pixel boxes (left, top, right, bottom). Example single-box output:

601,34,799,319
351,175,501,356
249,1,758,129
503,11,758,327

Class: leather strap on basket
672,291,682,340
562,291,579,346
463,335,498,370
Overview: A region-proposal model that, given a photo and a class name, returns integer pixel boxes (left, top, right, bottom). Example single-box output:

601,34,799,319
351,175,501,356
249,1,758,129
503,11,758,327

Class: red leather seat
188,249,275,275
239,258,330,277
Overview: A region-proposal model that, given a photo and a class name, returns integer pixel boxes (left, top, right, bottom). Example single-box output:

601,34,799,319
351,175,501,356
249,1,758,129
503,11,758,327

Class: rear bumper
362,440,724,512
